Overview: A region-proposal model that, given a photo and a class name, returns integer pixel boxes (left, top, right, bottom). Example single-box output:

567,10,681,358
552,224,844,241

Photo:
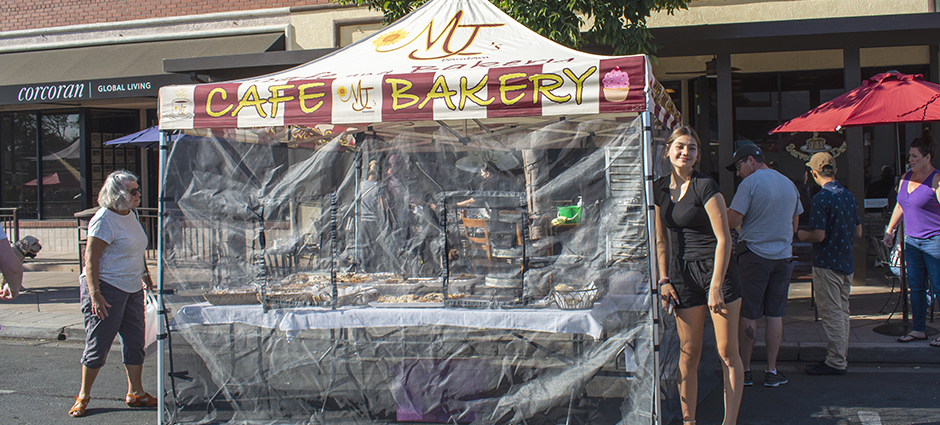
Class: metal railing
76,207,158,270
137,208,158,261
0,208,19,241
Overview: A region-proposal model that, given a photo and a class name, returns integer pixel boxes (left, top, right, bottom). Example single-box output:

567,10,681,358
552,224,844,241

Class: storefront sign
0,74,190,106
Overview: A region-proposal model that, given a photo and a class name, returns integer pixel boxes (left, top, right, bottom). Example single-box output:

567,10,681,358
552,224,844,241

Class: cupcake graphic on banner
602,66,630,102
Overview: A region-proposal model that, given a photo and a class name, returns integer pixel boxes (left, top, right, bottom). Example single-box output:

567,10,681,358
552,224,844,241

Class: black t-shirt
653,171,720,261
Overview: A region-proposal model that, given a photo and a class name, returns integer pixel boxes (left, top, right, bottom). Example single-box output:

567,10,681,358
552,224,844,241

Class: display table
172,295,648,339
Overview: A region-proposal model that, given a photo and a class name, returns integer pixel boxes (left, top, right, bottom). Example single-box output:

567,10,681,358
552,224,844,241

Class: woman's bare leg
711,299,744,425
676,305,707,424
125,364,145,396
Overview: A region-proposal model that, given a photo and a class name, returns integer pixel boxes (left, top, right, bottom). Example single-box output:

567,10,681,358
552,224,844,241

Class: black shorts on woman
673,257,742,308
654,170,742,309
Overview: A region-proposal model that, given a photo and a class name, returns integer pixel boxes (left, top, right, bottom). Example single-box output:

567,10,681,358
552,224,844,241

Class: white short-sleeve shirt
82,207,148,293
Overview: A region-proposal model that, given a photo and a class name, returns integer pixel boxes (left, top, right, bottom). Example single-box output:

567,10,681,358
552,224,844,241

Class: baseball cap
806,152,835,173
725,144,764,172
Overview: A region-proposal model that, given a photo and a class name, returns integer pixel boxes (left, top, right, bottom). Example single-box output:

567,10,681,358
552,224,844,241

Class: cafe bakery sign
159,0,672,130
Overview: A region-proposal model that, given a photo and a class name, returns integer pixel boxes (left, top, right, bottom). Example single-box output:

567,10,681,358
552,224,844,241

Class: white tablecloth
172,295,648,340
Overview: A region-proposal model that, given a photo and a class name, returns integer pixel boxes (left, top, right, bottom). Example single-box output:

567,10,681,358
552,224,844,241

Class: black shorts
672,257,742,309
737,250,794,320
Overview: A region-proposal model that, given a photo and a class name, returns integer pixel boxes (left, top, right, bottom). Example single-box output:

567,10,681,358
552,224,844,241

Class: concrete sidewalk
1,251,938,364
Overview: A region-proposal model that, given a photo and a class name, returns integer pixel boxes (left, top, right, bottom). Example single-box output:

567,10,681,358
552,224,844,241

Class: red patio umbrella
770,71,940,133
24,172,81,188
771,71,940,337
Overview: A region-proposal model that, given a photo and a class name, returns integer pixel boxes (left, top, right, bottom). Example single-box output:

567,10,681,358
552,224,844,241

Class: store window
87,109,141,203
40,113,82,219
1,113,38,219
0,109,142,219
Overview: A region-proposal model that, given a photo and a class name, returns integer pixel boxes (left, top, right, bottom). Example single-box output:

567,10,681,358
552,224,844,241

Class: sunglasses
128,187,141,196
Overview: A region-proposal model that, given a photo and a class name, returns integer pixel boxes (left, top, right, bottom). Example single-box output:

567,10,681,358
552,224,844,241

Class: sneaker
743,370,753,386
804,361,847,376
764,370,788,387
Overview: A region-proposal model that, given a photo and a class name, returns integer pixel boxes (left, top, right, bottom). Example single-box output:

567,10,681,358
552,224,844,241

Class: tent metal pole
157,129,168,425
896,123,910,326
641,111,661,425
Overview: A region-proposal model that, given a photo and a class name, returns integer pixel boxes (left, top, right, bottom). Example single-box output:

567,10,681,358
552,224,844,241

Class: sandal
125,392,158,407
68,395,89,417
897,333,928,343
931,339,940,347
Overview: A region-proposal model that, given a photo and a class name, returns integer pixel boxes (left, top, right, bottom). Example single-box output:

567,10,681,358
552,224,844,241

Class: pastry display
376,292,467,304
210,272,510,308
204,288,259,305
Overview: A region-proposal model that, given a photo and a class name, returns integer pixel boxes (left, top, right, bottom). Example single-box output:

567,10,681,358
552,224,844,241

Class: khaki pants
812,267,852,370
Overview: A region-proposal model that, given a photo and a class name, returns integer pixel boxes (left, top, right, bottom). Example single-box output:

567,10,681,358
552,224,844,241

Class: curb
0,324,85,342
751,342,940,365
0,325,67,341
22,263,79,273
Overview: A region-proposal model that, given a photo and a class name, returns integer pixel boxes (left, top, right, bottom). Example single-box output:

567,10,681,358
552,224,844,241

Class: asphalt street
1,339,939,425
0,339,159,425
669,363,940,425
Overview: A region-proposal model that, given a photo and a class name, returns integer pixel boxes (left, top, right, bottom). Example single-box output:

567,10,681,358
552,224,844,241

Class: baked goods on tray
204,288,259,305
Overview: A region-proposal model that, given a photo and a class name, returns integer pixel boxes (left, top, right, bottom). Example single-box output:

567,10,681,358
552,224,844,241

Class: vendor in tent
457,161,511,208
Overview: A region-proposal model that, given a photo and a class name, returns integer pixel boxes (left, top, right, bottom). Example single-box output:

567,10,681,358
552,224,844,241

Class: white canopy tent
155,0,681,423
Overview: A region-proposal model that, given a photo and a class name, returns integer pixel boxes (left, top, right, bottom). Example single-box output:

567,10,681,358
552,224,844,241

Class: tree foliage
335,0,689,56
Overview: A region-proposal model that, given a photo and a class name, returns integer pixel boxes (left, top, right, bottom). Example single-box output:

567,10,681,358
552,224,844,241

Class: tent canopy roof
159,0,679,131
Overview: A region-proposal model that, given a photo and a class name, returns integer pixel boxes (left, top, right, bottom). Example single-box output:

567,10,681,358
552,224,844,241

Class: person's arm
653,205,676,310
792,215,800,233
0,240,23,300
704,193,732,313
141,264,153,291
727,209,743,231
933,172,940,205
85,237,112,319
798,229,826,243
883,179,906,247
455,198,475,207
855,224,863,239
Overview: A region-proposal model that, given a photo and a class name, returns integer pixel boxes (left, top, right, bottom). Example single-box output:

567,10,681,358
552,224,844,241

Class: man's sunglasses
128,188,141,196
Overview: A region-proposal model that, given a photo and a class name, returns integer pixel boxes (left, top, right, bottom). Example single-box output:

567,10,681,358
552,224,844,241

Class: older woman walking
69,170,155,417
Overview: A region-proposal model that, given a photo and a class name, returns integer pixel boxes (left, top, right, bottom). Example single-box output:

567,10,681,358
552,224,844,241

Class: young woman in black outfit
654,127,744,425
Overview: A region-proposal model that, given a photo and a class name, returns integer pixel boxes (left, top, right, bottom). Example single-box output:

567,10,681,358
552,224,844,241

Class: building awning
163,48,337,82
0,33,285,106
650,12,940,57
0,32,285,86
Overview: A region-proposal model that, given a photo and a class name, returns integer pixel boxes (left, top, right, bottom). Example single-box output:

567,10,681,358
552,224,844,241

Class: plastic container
557,205,581,223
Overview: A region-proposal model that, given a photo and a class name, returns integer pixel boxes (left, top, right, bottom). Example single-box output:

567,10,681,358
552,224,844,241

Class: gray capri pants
80,276,146,369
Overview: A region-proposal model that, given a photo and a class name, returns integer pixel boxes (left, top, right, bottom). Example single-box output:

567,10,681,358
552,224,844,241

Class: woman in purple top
883,129,940,346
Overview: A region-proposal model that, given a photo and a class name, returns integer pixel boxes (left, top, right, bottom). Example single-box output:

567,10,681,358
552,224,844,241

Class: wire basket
552,288,598,310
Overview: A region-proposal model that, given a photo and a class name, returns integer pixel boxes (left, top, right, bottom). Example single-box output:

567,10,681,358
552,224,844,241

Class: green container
557,205,582,223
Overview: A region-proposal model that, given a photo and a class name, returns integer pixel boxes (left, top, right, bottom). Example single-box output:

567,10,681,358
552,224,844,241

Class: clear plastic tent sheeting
161,115,662,424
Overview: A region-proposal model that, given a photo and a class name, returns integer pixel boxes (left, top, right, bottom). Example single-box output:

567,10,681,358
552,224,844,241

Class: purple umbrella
103,126,180,148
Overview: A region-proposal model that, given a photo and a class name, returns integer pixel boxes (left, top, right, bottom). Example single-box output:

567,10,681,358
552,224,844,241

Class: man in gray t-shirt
726,144,803,388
